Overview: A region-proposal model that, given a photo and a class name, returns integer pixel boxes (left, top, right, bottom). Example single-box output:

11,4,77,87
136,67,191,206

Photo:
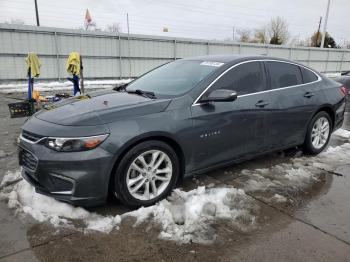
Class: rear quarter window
267,61,302,89
300,67,319,83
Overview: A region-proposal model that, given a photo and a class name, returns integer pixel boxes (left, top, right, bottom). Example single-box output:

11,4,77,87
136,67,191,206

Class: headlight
46,134,109,152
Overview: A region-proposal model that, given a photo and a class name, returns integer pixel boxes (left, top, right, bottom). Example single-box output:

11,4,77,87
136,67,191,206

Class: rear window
267,61,302,89
300,67,318,83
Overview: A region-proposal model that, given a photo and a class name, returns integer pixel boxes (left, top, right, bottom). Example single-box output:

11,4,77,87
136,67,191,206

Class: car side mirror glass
201,89,238,103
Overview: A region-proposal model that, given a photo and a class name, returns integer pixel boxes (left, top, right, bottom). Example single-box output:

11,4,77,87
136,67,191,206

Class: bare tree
238,29,252,43
267,17,289,45
310,31,337,48
106,23,122,33
253,27,268,44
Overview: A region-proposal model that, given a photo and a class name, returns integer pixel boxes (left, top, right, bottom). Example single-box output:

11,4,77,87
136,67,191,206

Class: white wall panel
1,24,350,81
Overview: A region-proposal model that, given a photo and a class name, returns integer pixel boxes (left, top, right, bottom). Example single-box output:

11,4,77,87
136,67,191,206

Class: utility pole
34,0,40,26
321,0,331,48
127,13,131,78
316,17,322,47
232,26,235,41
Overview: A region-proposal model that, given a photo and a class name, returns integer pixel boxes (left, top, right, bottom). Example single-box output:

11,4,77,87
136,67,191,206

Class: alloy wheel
311,116,330,149
126,150,173,201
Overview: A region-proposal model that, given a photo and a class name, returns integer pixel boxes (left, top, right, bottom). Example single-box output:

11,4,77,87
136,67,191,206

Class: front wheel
112,140,180,207
303,111,332,155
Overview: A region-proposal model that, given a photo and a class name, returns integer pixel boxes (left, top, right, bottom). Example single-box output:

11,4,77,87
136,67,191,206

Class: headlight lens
46,134,109,152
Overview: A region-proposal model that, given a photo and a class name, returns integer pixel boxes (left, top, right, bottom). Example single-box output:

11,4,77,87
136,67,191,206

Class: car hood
35,90,171,126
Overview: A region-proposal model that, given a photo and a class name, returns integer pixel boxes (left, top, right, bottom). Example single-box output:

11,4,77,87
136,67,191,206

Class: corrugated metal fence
1,23,350,82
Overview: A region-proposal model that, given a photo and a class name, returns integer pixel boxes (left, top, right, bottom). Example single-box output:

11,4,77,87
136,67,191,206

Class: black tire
112,140,180,207
303,111,332,155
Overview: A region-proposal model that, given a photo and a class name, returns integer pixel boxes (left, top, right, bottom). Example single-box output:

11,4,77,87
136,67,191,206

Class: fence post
266,45,269,56
289,47,292,59
207,42,210,54
54,31,60,81
325,49,330,73
239,43,242,54
174,39,177,60
339,50,345,73
118,34,122,79
127,34,131,79
307,49,311,66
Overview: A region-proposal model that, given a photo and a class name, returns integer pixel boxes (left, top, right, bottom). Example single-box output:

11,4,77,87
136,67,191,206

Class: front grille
21,130,44,143
19,147,38,171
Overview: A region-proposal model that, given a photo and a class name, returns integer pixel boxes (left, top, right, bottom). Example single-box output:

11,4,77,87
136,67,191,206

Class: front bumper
18,138,115,207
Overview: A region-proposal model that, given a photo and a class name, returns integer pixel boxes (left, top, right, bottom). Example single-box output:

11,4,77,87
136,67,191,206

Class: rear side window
267,61,302,89
300,67,318,83
211,61,265,95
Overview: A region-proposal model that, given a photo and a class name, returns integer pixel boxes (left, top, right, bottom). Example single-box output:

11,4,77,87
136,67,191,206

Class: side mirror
201,89,238,103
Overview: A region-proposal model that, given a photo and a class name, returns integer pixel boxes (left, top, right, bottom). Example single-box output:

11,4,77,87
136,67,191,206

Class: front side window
267,61,302,89
300,67,318,83
210,61,265,95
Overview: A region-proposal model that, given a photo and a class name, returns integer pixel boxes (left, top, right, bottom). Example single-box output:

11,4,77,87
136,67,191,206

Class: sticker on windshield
200,61,225,67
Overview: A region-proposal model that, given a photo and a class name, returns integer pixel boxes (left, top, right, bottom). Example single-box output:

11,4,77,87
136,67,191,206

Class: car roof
182,54,296,64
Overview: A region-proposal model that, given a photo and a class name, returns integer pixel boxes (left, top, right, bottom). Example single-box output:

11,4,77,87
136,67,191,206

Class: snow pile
333,128,350,140
0,79,132,93
0,170,22,189
270,194,287,203
124,187,258,244
0,171,120,233
0,173,257,243
324,72,341,78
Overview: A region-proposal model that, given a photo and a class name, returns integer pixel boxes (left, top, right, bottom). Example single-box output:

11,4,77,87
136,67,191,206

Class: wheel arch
302,105,335,144
108,132,186,192
312,105,336,130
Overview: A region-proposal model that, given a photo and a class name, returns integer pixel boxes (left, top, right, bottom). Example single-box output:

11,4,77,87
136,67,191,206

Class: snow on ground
0,128,350,244
324,72,342,78
333,128,350,140
270,194,287,203
240,141,350,202
0,79,132,94
0,170,121,233
124,187,258,244
0,173,257,243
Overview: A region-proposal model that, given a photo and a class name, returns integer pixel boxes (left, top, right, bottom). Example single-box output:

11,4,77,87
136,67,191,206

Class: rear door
190,61,271,171
264,61,320,149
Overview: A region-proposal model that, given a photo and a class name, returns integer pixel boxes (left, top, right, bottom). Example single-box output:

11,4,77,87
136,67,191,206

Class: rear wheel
303,111,332,155
112,140,180,207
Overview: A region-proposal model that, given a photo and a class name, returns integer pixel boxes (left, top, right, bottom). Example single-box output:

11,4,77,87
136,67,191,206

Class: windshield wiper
126,89,157,99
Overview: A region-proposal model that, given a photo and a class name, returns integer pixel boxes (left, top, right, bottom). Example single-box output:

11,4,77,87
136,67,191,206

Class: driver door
190,61,270,171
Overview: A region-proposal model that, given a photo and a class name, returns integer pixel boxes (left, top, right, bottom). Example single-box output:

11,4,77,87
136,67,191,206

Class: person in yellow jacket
66,52,81,95
26,53,41,100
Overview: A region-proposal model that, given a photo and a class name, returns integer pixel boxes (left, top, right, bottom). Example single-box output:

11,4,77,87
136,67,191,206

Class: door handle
255,100,269,108
304,92,315,98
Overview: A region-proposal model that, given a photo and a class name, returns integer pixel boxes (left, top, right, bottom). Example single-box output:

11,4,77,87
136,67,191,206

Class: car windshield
126,60,223,97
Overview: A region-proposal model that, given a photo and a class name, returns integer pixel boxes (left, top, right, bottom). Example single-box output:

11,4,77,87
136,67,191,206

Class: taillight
340,86,348,96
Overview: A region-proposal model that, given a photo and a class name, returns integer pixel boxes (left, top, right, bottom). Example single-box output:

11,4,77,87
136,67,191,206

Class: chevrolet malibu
18,55,347,207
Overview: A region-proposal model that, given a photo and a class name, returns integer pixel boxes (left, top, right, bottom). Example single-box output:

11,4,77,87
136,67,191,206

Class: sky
0,0,349,45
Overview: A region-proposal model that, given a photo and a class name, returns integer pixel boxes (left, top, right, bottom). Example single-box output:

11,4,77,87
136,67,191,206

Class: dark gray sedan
18,55,347,207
